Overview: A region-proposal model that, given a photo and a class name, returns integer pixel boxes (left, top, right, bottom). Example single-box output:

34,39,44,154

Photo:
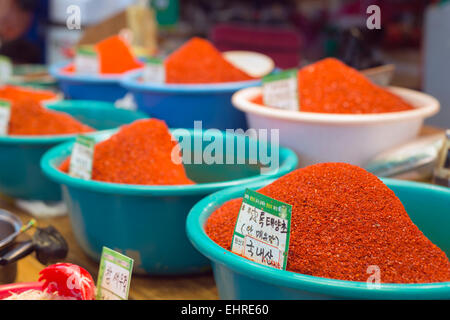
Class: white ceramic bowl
232,86,440,167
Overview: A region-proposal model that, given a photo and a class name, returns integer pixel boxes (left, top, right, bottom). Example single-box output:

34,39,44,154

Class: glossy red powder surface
60,119,193,185
252,58,414,114
165,37,255,84
205,163,450,283
8,99,93,136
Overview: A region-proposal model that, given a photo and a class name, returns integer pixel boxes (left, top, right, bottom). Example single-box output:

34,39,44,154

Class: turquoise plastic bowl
186,178,450,299
0,102,148,201
121,70,261,130
40,130,298,275
50,62,136,102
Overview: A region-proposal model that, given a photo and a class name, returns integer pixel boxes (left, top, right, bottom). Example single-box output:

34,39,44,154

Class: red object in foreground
39,263,96,300
205,163,450,283
0,282,43,300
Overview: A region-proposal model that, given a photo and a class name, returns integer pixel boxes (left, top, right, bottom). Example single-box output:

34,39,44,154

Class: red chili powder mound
251,58,414,114
205,163,450,283
59,119,194,185
165,37,255,84
8,99,94,135
0,85,57,103
95,35,143,74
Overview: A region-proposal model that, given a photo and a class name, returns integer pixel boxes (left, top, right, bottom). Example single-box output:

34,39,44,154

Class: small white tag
262,69,299,111
74,47,99,75
69,135,95,180
142,57,165,83
0,100,11,136
0,56,12,84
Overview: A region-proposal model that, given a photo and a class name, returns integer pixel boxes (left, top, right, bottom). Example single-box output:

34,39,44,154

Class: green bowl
0,101,147,201
40,130,298,274
186,178,450,299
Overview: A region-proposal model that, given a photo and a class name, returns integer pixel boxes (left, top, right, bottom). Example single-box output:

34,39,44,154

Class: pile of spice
0,85,57,103
165,37,255,84
252,58,414,114
206,163,450,283
8,99,94,135
60,119,194,185
95,35,143,74
63,35,143,74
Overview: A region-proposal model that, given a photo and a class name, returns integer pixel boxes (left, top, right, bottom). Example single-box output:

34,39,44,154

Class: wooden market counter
0,197,219,300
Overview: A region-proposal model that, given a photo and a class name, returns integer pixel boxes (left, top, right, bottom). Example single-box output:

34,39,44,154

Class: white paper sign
69,135,95,180
0,100,11,136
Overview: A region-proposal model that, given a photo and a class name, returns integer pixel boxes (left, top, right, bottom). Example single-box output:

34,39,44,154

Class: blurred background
0,0,448,127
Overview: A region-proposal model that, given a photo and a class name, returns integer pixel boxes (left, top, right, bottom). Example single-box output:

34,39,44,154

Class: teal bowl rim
186,178,450,299
40,129,298,197
0,103,148,145
121,70,261,94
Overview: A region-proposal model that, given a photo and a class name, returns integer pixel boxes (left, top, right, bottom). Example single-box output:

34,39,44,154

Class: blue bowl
121,70,261,130
0,102,148,201
187,178,450,299
50,62,136,102
41,130,298,275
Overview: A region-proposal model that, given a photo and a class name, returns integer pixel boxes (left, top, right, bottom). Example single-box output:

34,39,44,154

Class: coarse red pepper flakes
0,85,57,103
60,119,194,185
205,163,450,283
8,98,94,136
165,37,255,84
252,58,414,114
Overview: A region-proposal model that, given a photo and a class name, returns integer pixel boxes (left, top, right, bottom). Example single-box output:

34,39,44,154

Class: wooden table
0,197,219,300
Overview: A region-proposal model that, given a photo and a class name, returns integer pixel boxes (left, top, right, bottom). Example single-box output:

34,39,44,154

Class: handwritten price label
69,135,95,180
262,69,299,111
0,100,11,136
96,247,134,300
143,57,165,83
231,189,292,270
74,47,99,75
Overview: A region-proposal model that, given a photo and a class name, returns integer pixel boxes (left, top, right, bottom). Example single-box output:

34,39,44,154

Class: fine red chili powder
95,35,143,74
165,37,255,84
0,85,57,103
60,119,194,185
8,99,94,136
252,58,414,114
205,163,450,283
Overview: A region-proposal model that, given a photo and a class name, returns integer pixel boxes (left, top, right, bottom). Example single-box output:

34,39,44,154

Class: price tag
0,56,12,84
69,135,95,180
96,247,134,300
0,100,11,136
262,69,299,111
74,46,99,75
231,189,292,270
142,57,165,83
